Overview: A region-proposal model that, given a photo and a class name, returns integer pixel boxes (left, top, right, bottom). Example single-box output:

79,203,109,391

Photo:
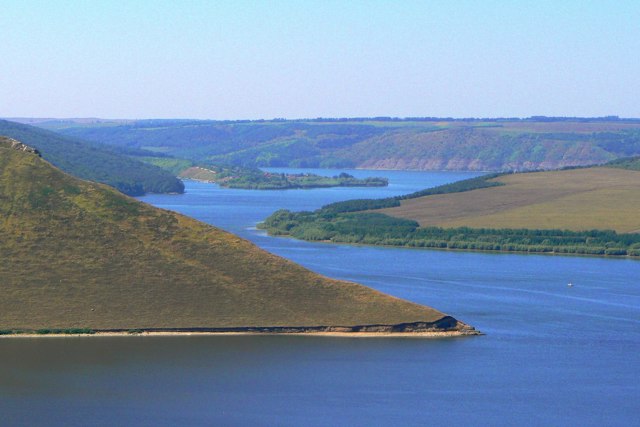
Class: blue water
1,169,638,426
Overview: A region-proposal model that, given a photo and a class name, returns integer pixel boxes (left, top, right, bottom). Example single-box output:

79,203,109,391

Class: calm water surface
2,169,639,426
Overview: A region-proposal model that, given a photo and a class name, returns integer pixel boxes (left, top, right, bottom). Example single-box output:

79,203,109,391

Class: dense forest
0,120,184,196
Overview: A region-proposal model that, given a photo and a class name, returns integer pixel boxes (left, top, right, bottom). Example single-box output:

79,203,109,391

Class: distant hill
260,162,640,258
0,120,184,196
36,117,640,171
0,137,473,334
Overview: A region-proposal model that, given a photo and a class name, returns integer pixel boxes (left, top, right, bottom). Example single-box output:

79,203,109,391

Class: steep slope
0,120,184,196
332,127,616,170
0,137,472,334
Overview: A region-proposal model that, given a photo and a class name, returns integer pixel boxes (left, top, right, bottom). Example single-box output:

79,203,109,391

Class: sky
1,0,639,120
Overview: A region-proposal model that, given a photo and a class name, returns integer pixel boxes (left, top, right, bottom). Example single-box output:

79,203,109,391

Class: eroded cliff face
335,128,615,171
357,158,490,171
88,318,480,335
355,156,607,171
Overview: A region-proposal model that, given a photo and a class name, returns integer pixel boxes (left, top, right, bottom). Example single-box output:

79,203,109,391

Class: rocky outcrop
0,136,41,156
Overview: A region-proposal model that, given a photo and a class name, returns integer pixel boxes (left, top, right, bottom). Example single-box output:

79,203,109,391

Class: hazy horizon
2,1,639,120
4,114,640,123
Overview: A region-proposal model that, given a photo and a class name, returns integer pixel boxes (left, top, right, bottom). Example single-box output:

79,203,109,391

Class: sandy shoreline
0,330,479,339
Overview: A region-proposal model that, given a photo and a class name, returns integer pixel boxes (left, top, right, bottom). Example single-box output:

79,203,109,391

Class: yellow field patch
381,168,640,233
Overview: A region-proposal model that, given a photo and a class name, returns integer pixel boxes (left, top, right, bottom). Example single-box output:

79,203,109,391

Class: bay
1,168,638,426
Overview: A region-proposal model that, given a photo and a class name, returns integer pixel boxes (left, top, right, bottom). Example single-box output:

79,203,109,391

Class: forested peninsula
259,162,640,258
179,165,388,190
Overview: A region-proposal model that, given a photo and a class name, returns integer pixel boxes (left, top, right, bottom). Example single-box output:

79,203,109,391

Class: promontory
0,136,476,336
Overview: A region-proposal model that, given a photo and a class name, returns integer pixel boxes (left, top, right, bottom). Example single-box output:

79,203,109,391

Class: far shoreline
273,235,640,261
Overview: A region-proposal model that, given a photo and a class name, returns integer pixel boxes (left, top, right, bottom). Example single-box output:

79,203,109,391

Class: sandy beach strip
0,329,480,339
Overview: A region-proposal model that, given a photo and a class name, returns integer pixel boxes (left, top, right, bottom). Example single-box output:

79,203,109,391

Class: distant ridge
0,137,474,335
39,117,640,172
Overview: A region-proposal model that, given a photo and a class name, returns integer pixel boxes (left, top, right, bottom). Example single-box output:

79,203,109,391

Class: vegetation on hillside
180,164,388,189
606,156,640,171
38,117,640,171
0,139,462,332
0,120,184,196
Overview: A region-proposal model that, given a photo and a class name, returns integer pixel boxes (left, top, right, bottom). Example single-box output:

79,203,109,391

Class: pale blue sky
1,0,639,119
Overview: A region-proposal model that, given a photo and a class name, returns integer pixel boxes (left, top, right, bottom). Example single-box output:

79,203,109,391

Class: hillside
36,117,640,171
379,167,640,233
260,164,640,258
0,137,473,334
0,120,184,196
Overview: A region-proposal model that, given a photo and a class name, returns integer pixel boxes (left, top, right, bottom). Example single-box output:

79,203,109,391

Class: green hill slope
0,137,473,334
0,120,184,196
37,117,640,171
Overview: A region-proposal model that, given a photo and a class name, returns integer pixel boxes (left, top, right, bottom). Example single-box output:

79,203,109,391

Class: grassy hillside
259,165,640,258
0,137,468,333
37,117,640,171
0,120,184,196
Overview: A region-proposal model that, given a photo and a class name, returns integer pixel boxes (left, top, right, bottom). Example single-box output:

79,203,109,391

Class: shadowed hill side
0,137,473,334
0,120,184,196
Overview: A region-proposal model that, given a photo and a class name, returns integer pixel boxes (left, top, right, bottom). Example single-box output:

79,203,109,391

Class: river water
1,168,638,426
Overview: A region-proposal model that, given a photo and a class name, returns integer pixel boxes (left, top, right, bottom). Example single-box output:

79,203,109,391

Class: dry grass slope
0,138,461,332
381,168,640,233
179,166,218,181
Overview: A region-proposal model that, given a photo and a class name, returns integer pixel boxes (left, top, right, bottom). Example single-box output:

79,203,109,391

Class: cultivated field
380,168,640,233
